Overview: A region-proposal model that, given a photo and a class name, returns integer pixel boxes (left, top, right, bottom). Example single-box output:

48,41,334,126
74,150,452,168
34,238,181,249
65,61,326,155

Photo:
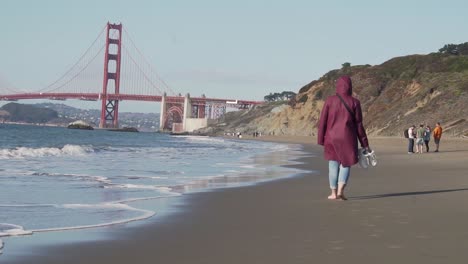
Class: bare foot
327,195,337,200
337,195,348,201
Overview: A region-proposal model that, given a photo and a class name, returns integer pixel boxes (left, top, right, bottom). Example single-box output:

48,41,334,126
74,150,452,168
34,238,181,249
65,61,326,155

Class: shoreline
2,138,307,262
6,136,468,263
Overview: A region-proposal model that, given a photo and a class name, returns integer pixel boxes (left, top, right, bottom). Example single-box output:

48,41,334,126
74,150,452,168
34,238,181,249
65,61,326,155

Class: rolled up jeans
329,160,350,189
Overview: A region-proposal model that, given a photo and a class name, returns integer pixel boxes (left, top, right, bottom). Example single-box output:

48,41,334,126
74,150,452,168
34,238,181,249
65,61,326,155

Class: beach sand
7,136,468,264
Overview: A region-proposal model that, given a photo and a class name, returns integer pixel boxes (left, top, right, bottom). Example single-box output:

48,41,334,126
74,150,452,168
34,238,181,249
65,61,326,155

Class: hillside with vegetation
0,103,63,124
198,44,468,137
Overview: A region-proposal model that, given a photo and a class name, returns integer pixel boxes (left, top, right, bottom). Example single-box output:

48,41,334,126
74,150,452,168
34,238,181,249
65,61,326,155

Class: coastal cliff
198,52,468,137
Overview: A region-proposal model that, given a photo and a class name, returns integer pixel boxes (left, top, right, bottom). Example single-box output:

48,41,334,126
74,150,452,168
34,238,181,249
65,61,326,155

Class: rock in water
67,120,94,130
107,127,139,132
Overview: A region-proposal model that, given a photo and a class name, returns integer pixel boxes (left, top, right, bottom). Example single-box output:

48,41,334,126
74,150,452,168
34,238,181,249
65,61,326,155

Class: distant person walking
433,122,443,152
407,125,416,154
317,76,371,201
415,124,425,154
424,125,431,152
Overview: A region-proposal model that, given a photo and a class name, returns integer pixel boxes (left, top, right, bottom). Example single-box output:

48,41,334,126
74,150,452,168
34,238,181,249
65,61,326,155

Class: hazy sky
1,0,467,112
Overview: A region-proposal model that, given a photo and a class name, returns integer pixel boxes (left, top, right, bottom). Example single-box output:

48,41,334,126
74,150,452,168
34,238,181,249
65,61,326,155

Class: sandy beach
6,136,468,264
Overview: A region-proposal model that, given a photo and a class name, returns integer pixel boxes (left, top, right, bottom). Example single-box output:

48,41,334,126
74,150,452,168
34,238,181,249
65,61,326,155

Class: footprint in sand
360,221,377,227
331,246,344,250
387,245,402,249
396,220,409,224
329,240,344,244
416,234,430,239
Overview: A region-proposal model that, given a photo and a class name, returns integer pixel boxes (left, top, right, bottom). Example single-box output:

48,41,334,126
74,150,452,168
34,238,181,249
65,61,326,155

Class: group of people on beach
406,122,443,154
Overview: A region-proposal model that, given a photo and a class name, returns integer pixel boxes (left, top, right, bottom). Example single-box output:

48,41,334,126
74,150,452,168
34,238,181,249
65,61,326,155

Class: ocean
0,124,303,256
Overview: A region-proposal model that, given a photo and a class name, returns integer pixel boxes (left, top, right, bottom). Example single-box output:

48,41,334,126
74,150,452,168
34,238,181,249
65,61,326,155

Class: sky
1,0,467,113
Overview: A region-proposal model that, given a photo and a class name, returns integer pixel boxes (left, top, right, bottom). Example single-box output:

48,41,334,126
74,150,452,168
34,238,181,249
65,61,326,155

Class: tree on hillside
342,62,351,68
281,91,296,100
341,62,351,74
264,91,297,102
439,42,468,55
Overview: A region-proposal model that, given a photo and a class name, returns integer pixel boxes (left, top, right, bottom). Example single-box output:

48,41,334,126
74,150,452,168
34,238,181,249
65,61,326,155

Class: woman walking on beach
317,76,371,201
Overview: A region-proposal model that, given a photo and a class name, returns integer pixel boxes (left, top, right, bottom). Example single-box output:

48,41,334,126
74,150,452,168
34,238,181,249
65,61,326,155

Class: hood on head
336,76,353,96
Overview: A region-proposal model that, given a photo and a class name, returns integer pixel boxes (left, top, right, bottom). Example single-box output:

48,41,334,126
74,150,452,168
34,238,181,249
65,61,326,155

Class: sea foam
0,223,33,237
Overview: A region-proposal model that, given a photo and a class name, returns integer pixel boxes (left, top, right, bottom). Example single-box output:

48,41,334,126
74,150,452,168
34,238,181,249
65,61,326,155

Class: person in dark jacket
317,76,371,200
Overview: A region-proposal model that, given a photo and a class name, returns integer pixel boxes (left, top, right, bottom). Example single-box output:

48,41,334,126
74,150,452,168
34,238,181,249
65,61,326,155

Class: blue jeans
328,160,350,189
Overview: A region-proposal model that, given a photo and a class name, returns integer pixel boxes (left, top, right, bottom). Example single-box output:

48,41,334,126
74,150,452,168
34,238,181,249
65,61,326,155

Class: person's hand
365,147,372,153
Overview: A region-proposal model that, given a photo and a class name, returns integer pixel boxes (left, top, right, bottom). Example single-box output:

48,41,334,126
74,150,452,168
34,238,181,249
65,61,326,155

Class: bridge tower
99,23,122,128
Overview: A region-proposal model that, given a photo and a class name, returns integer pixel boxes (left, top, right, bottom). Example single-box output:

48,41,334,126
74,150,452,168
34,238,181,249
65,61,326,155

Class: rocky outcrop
107,127,139,132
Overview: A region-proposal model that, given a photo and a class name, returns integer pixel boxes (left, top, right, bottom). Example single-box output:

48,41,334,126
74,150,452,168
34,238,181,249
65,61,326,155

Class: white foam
104,184,174,193
31,172,111,184
0,223,33,237
61,203,132,210
0,203,55,208
124,175,169,180
177,135,227,144
238,164,256,169
0,144,93,159
112,195,181,204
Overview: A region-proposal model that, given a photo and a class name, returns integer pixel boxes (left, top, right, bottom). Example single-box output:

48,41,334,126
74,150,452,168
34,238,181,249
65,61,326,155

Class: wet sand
8,136,468,264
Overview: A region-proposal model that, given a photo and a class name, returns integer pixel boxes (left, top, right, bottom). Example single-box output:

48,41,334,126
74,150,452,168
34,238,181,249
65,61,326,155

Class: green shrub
314,90,323,100
298,94,308,103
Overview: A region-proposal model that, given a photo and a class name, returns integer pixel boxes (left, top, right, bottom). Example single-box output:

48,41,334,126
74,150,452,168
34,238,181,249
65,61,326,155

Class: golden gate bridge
0,23,262,132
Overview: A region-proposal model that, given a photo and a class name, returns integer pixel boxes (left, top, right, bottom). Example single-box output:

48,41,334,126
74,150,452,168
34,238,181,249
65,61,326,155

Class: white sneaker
359,149,377,168
368,150,377,167
358,148,369,169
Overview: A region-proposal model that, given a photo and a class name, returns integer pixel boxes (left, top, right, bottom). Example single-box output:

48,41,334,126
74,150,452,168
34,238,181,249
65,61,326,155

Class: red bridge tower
99,23,122,128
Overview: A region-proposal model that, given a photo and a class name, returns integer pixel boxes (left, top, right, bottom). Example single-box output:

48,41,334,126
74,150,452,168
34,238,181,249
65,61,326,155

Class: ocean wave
30,172,110,184
177,135,226,143
0,145,94,159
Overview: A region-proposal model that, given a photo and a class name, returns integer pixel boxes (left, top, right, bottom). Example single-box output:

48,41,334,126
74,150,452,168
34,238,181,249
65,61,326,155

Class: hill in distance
198,44,468,137
0,102,160,131
0,103,63,124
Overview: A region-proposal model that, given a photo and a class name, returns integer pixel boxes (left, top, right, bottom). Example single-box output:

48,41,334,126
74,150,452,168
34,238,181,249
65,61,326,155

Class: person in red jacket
317,76,371,200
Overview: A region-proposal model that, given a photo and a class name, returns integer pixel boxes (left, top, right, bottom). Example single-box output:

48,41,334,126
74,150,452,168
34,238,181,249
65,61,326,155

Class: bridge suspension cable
122,27,177,96
37,24,108,94
2,23,181,100
0,75,25,94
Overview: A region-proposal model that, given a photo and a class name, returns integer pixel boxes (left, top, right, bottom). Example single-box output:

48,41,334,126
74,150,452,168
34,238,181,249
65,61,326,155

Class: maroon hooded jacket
317,76,369,166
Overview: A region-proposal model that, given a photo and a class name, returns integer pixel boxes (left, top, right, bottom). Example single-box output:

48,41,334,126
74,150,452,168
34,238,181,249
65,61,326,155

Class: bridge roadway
0,92,262,106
